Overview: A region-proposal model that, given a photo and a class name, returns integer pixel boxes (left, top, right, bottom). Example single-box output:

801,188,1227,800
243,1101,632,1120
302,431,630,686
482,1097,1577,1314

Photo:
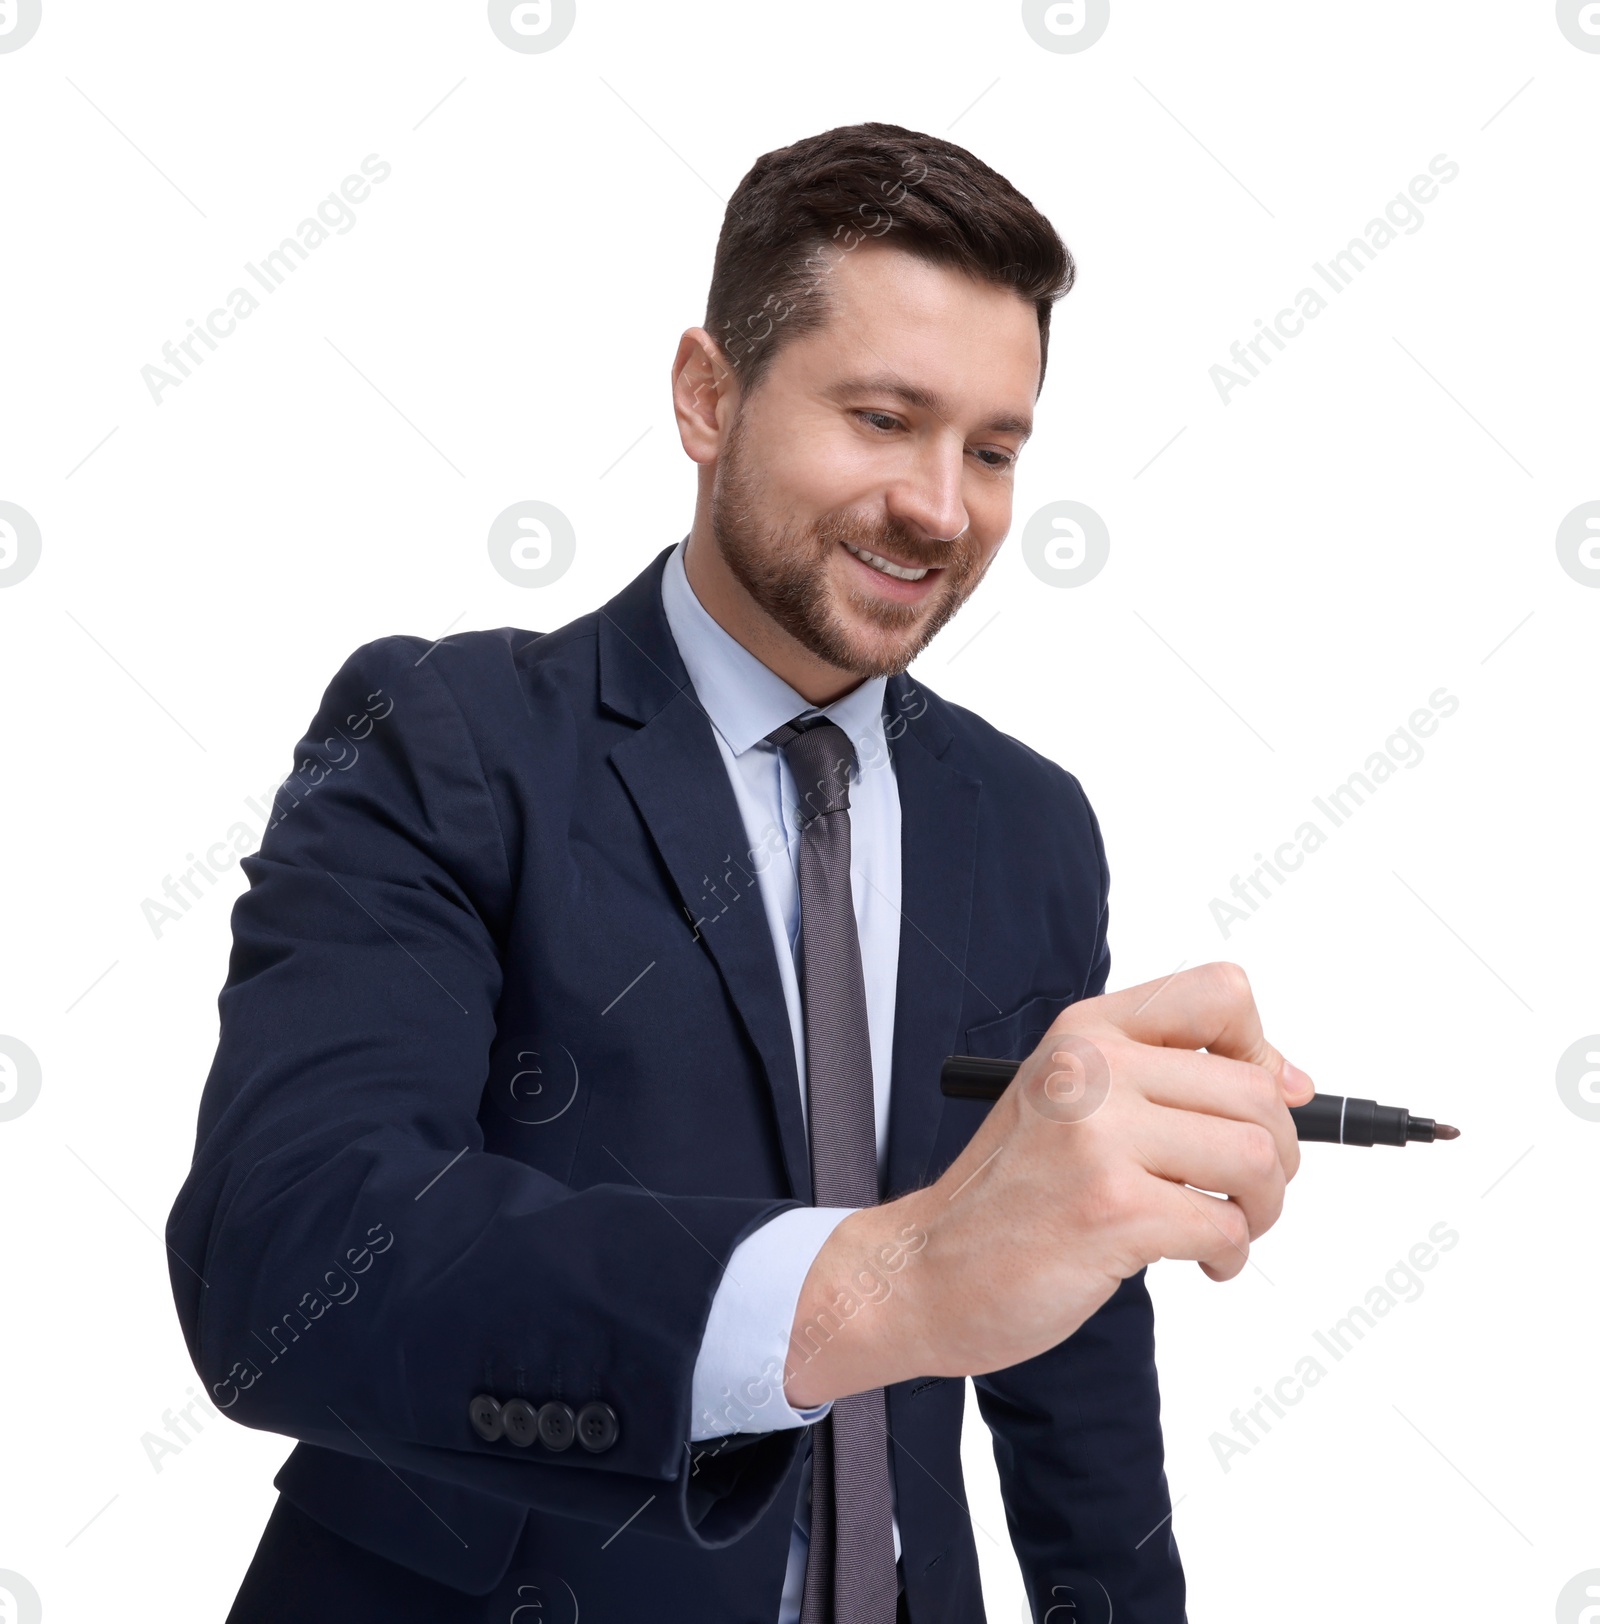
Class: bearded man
170,120,1312,1624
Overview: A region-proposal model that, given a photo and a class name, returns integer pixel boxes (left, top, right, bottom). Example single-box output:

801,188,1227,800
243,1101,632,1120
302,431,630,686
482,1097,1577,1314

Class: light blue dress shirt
660,538,904,1618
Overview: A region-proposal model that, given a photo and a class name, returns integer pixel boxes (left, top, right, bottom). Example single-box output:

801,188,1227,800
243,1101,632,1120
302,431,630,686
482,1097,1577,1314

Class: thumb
1225,1029,1316,1106
1260,1043,1316,1106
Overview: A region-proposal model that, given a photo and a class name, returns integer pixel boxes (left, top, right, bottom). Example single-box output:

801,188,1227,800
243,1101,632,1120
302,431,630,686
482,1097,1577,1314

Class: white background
1,2,1596,1619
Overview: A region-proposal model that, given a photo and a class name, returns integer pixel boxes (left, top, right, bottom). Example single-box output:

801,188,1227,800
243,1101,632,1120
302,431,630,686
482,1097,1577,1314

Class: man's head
673,122,1074,704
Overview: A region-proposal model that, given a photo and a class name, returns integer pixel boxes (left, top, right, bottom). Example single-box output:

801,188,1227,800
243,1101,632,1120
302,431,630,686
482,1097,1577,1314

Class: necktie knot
766,715,857,823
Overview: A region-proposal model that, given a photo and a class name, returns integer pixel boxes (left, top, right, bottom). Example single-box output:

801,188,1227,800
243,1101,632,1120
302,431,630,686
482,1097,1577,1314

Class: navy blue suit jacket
166,544,1185,1622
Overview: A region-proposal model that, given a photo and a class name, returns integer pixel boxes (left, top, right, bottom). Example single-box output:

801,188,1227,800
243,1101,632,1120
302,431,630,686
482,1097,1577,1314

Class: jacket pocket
962,991,1075,1062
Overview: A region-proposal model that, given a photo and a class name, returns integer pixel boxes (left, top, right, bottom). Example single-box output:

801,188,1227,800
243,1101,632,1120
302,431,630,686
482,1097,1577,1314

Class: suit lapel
881,673,986,1201
599,551,814,1204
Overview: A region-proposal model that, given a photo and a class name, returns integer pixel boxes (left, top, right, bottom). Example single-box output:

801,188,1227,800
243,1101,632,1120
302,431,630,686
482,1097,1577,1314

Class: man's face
707,240,1041,679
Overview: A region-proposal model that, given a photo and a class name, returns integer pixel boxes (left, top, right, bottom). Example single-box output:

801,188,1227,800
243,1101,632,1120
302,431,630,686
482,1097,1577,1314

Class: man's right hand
783,961,1316,1409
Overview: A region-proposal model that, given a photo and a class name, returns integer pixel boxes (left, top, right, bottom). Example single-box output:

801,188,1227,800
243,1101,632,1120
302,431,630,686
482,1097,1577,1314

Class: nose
884,433,969,546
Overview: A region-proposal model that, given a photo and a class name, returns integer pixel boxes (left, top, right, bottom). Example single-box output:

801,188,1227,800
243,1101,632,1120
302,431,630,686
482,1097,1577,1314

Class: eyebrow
822,374,1033,441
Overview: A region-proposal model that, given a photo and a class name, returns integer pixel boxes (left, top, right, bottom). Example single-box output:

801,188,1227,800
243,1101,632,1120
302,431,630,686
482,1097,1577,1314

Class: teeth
843,541,930,581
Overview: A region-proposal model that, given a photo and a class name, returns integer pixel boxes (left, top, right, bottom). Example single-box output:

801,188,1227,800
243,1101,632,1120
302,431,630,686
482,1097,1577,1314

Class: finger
1125,1103,1287,1241
1089,960,1267,1058
1080,961,1315,1105
1133,1175,1253,1282
1121,1047,1301,1182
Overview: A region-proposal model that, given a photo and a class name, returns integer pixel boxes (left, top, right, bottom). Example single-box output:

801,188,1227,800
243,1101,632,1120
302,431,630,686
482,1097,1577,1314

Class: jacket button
576,1400,618,1452
468,1393,504,1442
501,1398,539,1448
537,1400,576,1451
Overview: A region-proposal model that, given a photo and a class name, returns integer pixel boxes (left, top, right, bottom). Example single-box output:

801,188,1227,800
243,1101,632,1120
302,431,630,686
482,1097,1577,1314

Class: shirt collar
660,536,888,763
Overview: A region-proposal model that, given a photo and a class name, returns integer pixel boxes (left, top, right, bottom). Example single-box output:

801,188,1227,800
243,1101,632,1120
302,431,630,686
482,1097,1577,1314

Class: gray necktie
766,714,899,1624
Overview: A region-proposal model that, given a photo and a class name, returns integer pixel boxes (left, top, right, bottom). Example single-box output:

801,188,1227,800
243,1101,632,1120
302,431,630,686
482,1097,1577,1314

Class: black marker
939,1054,1460,1145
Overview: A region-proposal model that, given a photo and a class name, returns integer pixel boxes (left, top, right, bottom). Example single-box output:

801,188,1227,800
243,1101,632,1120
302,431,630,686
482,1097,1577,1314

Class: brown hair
704,121,1075,404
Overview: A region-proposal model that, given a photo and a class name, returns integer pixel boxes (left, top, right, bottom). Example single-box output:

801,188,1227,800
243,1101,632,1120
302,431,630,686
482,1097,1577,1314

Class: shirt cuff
689,1205,858,1441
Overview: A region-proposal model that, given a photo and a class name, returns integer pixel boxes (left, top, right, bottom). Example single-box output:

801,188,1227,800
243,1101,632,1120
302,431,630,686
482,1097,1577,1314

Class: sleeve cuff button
537,1400,577,1451
468,1393,504,1442
576,1400,618,1452
501,1397,540,1447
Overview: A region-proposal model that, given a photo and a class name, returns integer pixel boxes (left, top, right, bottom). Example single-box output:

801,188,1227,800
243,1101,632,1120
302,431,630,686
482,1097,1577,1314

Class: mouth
839,539,945,603
841,540,931,580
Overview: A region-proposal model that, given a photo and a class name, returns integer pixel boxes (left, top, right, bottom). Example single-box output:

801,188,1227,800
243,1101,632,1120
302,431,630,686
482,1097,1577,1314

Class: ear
672,328,738,466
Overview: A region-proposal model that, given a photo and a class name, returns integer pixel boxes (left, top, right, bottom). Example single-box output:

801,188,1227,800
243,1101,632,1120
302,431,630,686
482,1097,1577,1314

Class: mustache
816,515,975,571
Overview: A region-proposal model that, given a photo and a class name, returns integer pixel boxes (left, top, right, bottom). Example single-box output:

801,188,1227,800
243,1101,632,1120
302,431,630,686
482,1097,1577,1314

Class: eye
974,448,1016,471
854,410,1016,471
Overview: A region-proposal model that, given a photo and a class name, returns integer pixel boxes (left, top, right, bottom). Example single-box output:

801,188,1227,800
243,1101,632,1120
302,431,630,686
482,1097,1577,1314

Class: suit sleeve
1079,773,1112,1002
164,636,808,1548
972,769,1186,1623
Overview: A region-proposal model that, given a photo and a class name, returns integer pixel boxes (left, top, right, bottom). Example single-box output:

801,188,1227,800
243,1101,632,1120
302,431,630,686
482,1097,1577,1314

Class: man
168,122,1314,1623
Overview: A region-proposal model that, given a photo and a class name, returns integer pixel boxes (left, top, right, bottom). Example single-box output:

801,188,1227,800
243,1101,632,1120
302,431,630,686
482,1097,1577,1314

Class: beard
708,410,991,679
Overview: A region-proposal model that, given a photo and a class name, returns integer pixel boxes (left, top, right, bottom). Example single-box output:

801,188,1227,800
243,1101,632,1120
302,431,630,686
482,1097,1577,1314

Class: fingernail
1281,1059,1311,1093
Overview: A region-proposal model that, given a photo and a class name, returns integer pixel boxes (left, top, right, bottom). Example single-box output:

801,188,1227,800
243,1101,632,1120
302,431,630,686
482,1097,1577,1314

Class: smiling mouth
840,540,935,581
